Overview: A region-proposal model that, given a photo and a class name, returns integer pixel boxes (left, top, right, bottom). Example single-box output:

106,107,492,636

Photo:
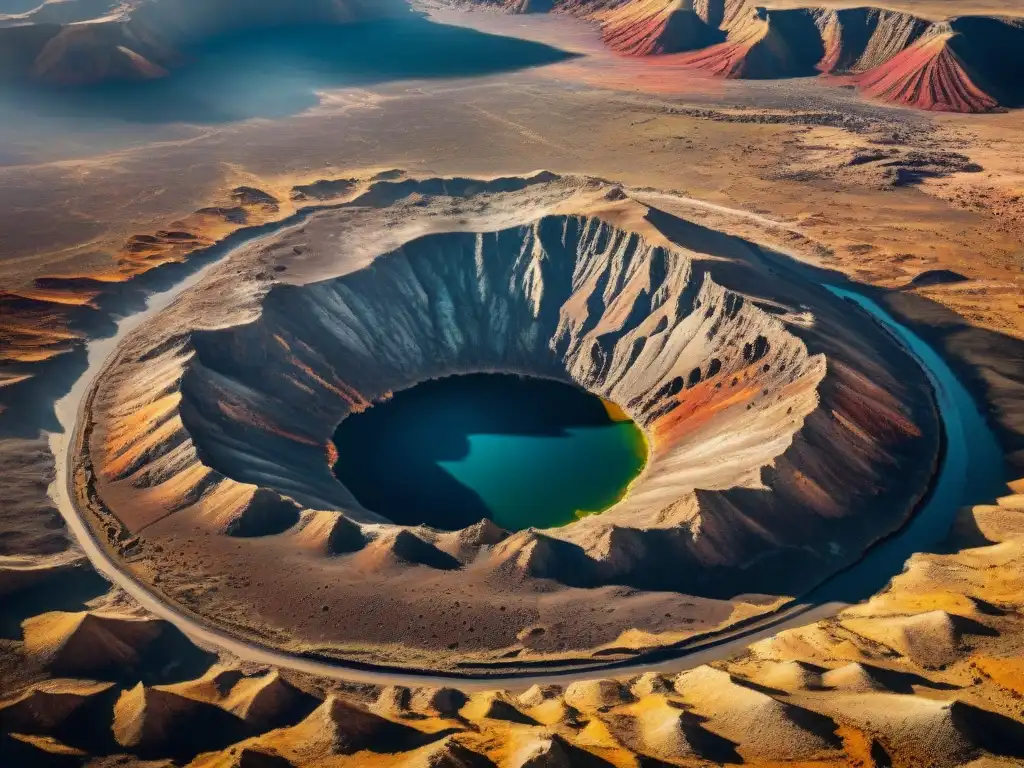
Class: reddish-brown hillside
599,0,724,55
855,32,1000,112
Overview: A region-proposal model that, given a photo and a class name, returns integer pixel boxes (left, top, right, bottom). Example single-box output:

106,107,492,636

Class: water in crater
331,373,648,532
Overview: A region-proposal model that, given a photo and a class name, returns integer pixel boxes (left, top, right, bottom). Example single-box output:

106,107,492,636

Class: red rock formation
855,33,1000,113
600,0,724,56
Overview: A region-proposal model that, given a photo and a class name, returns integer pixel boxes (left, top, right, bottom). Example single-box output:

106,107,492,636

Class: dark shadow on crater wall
2,17,578,124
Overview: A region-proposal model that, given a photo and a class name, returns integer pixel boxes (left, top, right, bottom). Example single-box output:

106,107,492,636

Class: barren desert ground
1,1,1024,767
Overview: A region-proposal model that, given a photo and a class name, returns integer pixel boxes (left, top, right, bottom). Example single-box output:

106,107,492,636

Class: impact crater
75,173,941,672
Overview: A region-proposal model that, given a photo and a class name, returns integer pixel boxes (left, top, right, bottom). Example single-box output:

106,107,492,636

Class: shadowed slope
855,32,1000,112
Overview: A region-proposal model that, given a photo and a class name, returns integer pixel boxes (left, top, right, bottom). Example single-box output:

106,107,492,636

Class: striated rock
599,0,726,56
0,0,410,86
855,17,1024,112
855,32,1000,113
460,0,1024,112
816,6,930,74
76,173,940,670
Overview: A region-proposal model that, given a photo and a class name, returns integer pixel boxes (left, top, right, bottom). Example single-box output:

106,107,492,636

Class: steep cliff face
178,216,824,526
815,6,931,74
79,174,938,667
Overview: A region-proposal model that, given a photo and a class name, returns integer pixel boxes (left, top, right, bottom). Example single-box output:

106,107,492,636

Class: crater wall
76,174,940,670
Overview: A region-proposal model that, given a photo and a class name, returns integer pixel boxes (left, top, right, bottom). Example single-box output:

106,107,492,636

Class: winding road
46,194,1004,691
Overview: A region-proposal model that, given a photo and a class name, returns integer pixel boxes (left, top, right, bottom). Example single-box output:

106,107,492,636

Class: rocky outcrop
816,6,931,74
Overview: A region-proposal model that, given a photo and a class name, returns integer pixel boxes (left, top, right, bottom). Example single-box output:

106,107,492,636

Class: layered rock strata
73,173,938,670
455,0,1024,111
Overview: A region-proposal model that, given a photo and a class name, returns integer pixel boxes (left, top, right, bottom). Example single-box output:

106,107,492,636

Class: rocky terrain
5,0,1024,112
445,0,1024,112
2,1,1023,766
1,166,1021,767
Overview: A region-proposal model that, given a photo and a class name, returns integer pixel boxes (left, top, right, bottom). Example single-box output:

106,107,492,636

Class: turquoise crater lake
331,374,648,531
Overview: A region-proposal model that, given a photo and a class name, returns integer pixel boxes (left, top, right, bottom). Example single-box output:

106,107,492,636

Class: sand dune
22,609,165,676
113,681,252,756
671,665,841,760
160,666,317,731
0,551,85,598
0,731,87,767
242,695,427,760
5,484,1024,766
598,0,726,55
0,679,115,735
